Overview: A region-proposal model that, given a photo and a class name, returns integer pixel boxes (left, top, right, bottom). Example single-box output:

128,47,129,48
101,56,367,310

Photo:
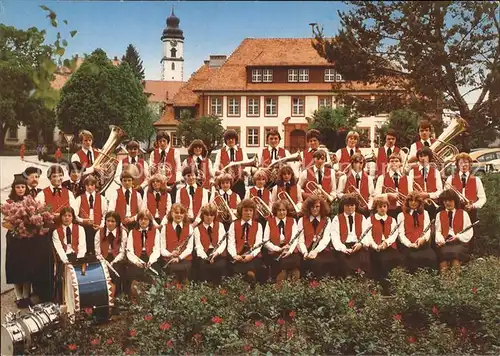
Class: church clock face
170,40,178,47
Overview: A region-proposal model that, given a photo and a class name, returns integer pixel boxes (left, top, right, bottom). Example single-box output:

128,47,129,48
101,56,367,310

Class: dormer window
251,69,262,82
325,68,344,82
288,69,298,82
298,69,309,82
262,69,273,82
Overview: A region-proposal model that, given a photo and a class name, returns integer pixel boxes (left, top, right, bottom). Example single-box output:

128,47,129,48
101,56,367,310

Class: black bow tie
278,220,285,234
87,150,93,165
242,222,250,239
89,194,94,209
230,148,235,161
160,150,166,160
107,233,114,247
448,211,453,228
131,157,136,164
424,141,430,147
393,173,399,188
257,189,262,198
285,182,291,193
30,188,38,198
461,173,467,188
125,189,131,205
379,219,385,229
312,218,319,232
387,147,392,157
189,186,195,196
350,149,354,157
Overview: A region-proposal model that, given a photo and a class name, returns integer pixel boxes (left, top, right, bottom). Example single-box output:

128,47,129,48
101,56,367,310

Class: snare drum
31,303,61,325
17,314,45,347
64,260,114,321
1,321,26,356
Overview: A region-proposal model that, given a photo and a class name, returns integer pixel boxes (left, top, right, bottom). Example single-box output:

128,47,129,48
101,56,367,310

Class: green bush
475,173,500,257
35,257,500,355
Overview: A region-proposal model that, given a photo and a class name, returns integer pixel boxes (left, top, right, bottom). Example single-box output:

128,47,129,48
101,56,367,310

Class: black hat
68,161,83,174
23,167,42,178
13,174,27,186
47,165,65,178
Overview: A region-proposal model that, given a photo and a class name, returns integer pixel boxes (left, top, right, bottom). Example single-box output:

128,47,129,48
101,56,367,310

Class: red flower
84,307,93,315
144,313,153,321
289,310,296,318
472,287,478,294
175,283,183,290
370,290,377,296
287,330,294,339
129,329,137,337
166,339,174,348
211,316,223,324
460,327,467,338
125,348,135,355
219,289,227,295
243,344,253,352
106,338,113,345
277,318,285,325
408,336,417,344
255,321,263,327
131,299,137,305
90,338,100,346
164,282,172,288
160,321,171,331
348,299,355,308
193,333,202,340
67,344,77,351
201,296,207,304
239,295,246,302
432,305,439,315
309,280,320,288
392,314,402,321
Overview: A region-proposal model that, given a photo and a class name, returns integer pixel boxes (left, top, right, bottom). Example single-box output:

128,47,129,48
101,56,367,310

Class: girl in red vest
144,174,171,228
160,203,194,284
193,204,228,284
52,207,86,264
176,166,210,225
182,139,214,194
365,196,402,289
227,199,263,285
298,196,336,278
334,131,361,174
435,190,474,272
271,165,303,216
298,149,337,202
95,211,127,296
245,169,273,224
408,120,436,165
264,200,301,283
397,191,437,272
115,140,150,197
332,194,371,277
301,129,322,170
214,173,241,231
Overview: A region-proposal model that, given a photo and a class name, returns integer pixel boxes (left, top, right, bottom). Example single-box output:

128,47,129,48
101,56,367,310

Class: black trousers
31,232,54,302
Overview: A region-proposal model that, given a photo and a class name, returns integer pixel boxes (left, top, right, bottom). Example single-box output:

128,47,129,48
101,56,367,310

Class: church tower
161,7,184,81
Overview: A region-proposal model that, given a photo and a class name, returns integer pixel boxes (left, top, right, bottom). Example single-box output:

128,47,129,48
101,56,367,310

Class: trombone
346,185,370,209
413,182,440,208
277,190,301,215
305,181,335,203
444,182,472,206
210,192,238,223
251,196,272,219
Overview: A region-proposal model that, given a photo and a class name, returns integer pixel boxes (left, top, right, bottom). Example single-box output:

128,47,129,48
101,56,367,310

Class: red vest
76,149,100,168
302,149,314,169
198,223,220,251
382,173,409,210
403,212,425,243
220,191,238,210
132,228,156,257
344,172,370,202
412,166,437,192
370,215,396,248
186,156,212,189
338,213,364,243
249,187,271,205
339,147,361,171
261,147,286,167
78,193,103,224
98,228,121,258
165,223,192,260
43,187,70,213
305,167,333,194
115,188,138,220
415,139,436,151
234,220,258,255
277,184,299,203
376,146,400,176
439,209,465,237
153,148,177,184
56,225,80,254
451,174,478,203
268,217,294,248
179,186,204,218
219,147,244,169
146,190,168,221
302,216,328,250
122,157,146,185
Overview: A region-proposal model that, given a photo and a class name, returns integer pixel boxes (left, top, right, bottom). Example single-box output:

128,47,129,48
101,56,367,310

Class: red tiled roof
144,80,185,104
173,64,216,107
153,104,179,127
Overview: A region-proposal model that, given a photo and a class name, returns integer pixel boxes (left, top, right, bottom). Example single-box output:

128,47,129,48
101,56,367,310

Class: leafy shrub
475,173,500,257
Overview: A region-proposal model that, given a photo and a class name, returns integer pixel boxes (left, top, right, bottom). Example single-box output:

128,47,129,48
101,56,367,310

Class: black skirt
400,243,437,271
336,245,371,276
5,231,33,284
164,259,192,275
232,257,262,275
194,256,227,282
303,250,338,278
369,247,403,278
437,240,470,263
30,232,54,302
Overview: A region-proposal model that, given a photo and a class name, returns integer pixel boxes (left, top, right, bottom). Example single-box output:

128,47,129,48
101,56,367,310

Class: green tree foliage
121,44,145,81
176,111,224,155
56,49,149,146
377,109,422,149
308,107,359,152
312,1,499,146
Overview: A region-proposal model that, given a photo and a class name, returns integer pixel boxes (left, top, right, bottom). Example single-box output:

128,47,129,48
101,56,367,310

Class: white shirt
397,210,431,247
445,172,486,209
298,166,337,201
36,185,77,212
297,216,332,255
409,140,433,160
194,222,227,259
336,170,374,209
114,155,150,190
175,184,209,223
365,213,399,249
94,228,127,264
74,191,108,226
106,187,143,221
159,222,194,260
217,188,241,208
214,145,249,171
52,223,87,263
126,228,161,266
71,148,96,174
331,213,370,252
435,209,473,244
148,146,182,183
264,217,299,253
257,145,291,166
408,164,443,200
227,219,263,257
142,188,172,227
374,170,414,206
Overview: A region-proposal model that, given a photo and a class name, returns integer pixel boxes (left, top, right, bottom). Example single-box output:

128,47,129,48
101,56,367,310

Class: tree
308,107,359,152
176,111,225,156
312,1,499,146
56,48,150,146
121,44,145,81
377,109,422,149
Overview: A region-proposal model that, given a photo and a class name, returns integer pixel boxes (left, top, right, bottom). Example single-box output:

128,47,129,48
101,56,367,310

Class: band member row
181,139,215,190
337,153,374,215
114,140,150,195
298,149,337,202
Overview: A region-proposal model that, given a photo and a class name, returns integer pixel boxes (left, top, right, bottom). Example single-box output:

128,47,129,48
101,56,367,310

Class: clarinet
275,228,304,262
357,225,373,245
382,221,402,243
309,222,329,252
445,220,479,242
207,231,230,260
231,239,270,263
165,223,199,267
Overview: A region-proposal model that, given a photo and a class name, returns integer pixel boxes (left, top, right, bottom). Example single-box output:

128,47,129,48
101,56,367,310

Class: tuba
430,117,468,170
91,125,128,193
264,152,302,183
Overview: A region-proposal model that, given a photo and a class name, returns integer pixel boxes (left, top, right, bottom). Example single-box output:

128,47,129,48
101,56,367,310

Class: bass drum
1,321,26,356
64,260,114,321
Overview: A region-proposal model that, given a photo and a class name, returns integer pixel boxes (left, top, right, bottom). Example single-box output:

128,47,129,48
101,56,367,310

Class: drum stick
102,259,121,278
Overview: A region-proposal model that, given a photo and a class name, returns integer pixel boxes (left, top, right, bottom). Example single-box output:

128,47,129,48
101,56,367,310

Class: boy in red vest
298,149,337,202
408,120,436,164
62,161,86,198
71,130,100,174
301,129,322,170
143,174,171,228
435,189,474,272
115,140,150,197
36,165,77,217
75,175,108,258
148,131,182,203
214,129,249,200
107,171,143,230
271,165,303,216
257,128,291,168
375,129,406,177
175,166,210,224
375,152,413,219
334,131,361,174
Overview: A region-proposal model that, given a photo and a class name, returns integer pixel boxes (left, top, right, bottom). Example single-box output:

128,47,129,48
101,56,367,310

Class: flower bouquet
1,195,55,238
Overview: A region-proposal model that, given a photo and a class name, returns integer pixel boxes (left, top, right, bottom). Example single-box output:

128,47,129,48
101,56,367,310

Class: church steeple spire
160,7,184,81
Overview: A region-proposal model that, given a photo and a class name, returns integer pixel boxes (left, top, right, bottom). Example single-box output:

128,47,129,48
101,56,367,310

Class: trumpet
251,196,272,219
399,147,411,174
211,192,238,223
305,181,335,203
382,186,407,206
277,190,301,215
444,182,472,206
413,182,440,208
346,185,370,209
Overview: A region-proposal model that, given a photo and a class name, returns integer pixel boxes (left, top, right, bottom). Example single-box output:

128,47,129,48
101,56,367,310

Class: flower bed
34,256,500,355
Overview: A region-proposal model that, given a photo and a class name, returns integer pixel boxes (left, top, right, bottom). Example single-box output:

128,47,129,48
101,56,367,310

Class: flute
275,228,304,262
126,248,159,275
231,239,269,263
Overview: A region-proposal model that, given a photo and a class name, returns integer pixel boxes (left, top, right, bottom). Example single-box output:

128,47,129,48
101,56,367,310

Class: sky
1,0,346,80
